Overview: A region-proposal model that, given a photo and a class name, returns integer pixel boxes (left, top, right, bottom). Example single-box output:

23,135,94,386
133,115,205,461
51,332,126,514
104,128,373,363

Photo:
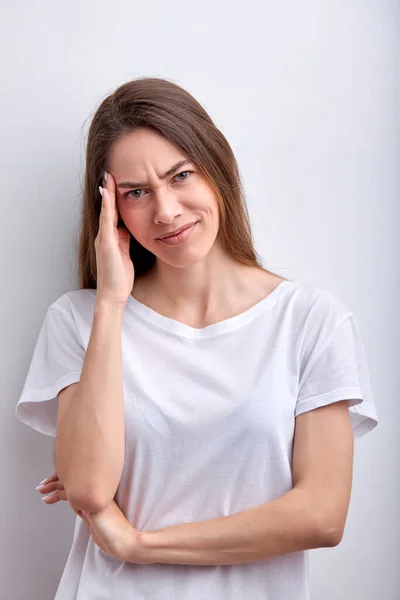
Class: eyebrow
116,160,192,189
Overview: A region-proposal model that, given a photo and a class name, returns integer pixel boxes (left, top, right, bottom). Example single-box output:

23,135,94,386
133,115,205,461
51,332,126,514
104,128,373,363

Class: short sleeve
295,313,378,440
15,305,85,438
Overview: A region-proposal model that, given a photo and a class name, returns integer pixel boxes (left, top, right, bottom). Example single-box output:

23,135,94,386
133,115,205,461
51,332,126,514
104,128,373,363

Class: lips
156,221,198,240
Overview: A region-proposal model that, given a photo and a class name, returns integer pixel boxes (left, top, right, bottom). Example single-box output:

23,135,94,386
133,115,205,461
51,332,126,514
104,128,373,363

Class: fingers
41,491,61,504
36,479,63,493
101,171,118,230
37,478,88,524
37,480,66,503
39,472,59,485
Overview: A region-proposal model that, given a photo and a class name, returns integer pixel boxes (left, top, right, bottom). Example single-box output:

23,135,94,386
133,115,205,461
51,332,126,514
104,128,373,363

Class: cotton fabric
15,279,378,599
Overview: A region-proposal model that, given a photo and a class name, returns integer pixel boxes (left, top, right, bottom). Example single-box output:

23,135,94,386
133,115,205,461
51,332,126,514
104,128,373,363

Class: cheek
194,188,219,216
126,217,156,249
205,198,220,223
117,203,144,234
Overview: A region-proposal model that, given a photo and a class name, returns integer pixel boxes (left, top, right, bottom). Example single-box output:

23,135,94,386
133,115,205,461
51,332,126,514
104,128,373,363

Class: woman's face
107,127,221,268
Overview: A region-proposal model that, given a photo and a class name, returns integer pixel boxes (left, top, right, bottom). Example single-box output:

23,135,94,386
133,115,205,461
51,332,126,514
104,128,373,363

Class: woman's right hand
95,171,135,307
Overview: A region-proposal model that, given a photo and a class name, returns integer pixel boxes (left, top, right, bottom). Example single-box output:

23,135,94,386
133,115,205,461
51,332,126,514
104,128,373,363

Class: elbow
54,462,112,513
296,488,347,549
316,514,345,548
322,526,344,547
67,488,108,514
297,487,348,549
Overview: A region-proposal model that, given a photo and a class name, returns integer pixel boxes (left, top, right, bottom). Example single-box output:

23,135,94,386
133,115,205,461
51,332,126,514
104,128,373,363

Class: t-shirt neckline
126,279,292,339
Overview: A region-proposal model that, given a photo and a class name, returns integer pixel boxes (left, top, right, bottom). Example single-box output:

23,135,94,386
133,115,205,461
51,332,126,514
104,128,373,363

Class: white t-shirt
15,279,378,600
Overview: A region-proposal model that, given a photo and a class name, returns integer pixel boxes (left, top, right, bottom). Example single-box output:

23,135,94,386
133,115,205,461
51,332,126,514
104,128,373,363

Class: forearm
135,487,334,566
55,301,126,512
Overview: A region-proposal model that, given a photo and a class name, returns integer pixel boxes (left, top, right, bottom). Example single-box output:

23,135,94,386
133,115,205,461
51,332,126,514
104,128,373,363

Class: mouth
156,221,199,240
156,221,199,246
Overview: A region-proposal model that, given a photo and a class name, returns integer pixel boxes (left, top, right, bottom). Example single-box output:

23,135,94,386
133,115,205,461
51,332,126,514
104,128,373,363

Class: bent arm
54,301,126,513
133,400,353,565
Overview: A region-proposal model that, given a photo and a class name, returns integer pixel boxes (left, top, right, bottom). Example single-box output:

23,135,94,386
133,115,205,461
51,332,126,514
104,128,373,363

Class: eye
123,171,192,200
174,170,192,181
123,189,146,200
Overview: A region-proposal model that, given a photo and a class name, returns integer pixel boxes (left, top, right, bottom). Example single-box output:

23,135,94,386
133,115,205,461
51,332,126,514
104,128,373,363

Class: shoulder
47,288,97,321
282,282,357,371
283,280,353,327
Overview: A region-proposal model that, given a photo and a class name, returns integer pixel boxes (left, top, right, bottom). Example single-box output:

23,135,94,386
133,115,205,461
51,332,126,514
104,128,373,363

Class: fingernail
104,171,108,183
41,495,52,500
99,186,103,197
39,478,48,484
35,485,45,490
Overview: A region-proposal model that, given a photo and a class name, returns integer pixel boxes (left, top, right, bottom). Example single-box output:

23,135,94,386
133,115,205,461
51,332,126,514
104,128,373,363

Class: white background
1,1,398,598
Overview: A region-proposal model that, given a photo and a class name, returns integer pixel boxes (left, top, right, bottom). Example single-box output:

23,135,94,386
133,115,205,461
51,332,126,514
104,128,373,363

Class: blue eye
174,170,191,181
124,189,145,199
123,170,192,200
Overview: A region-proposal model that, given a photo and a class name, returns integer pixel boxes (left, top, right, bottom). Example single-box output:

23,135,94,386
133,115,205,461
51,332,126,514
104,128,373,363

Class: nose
152,187,183,225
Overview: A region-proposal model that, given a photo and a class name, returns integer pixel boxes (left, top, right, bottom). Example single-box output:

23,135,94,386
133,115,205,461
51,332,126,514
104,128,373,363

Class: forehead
108,127,186,172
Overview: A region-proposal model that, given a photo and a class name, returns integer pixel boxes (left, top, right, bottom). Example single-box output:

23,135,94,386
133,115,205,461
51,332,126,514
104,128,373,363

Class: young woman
16,77,378,599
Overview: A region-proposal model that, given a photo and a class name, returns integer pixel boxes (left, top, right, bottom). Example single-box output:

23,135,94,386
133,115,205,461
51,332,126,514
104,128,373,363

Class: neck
133,244,266,325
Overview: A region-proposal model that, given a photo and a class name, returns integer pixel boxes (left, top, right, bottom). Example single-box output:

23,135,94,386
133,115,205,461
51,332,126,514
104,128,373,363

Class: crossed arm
131,399,354,565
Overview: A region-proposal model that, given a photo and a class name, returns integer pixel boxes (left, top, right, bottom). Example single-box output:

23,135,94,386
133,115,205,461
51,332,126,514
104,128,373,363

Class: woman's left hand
37,473,147,564
84,500,144,563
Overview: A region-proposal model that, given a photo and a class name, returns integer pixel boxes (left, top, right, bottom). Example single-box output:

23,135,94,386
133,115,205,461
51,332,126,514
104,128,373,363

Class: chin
157,252,206,269
154,240,216,269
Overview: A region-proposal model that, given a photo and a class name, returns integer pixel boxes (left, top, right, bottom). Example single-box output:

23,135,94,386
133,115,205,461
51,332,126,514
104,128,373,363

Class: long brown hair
78,77,283,287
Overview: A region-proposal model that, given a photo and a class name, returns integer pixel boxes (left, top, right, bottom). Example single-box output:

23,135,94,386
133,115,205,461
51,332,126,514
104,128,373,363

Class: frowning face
108,126,222,268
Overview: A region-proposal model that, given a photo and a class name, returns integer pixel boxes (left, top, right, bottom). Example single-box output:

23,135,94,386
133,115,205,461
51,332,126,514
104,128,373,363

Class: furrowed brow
117,160,191,189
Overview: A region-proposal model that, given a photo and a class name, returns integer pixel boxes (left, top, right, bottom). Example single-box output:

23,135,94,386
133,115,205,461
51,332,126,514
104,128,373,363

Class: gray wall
2,1,398,598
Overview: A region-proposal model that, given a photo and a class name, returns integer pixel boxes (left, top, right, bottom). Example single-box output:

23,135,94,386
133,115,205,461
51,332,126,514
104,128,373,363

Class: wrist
125,529,153,565
95,299,126,313
94,301,126,325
